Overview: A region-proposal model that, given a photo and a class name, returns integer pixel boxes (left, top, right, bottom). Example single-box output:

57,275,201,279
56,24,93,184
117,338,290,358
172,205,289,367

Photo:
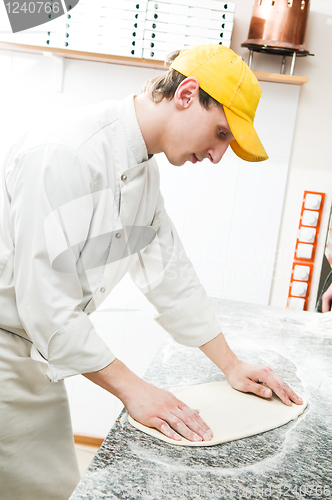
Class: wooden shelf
0,41,169,70
0,41,308,85
254,71,308,85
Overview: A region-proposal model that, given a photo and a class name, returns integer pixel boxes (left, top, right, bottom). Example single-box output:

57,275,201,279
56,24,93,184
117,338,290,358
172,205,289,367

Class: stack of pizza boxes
45,0,147,58
0,0,235,60
143,0,235,61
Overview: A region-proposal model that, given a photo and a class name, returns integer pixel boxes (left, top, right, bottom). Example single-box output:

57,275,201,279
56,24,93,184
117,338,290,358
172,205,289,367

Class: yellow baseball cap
170,44,268,162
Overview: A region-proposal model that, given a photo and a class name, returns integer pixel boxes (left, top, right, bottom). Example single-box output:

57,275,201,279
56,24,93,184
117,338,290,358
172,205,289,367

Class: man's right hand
322,283,332,312
83,358,213,443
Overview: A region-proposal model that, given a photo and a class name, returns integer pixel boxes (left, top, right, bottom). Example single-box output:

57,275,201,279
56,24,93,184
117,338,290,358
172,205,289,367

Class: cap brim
223,107,268,162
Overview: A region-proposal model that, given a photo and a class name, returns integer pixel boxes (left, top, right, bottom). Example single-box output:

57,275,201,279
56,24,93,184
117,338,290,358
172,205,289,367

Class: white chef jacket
0,95,221,383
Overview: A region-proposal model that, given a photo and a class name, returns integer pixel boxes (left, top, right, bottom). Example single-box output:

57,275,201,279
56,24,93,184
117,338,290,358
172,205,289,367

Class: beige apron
0,329,80,500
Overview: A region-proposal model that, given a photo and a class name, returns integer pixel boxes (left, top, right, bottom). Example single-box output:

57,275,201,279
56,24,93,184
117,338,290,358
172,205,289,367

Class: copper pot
242,0,310,52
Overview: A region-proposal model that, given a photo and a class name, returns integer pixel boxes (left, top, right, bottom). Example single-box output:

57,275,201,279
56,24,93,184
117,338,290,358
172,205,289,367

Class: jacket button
100,287,105,293
121,174,127,181
115,232,121,238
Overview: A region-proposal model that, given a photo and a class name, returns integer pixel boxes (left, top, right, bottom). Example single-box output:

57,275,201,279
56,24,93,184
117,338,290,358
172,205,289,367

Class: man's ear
174,77,200,110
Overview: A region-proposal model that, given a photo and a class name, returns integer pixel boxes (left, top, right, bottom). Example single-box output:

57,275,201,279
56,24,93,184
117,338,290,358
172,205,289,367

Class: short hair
142,50,222,110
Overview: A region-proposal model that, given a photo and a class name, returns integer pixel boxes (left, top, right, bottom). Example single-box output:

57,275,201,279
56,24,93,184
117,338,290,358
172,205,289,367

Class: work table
70,299,332,500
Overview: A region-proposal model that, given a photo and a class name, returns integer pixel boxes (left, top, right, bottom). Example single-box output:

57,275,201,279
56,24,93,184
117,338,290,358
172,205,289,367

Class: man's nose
208,142,230,164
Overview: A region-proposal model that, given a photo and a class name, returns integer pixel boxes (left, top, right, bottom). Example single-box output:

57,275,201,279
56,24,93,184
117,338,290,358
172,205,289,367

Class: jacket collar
120,95,150,170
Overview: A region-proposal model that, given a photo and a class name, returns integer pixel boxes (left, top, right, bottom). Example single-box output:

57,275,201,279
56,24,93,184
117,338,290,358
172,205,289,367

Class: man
322,283,332,312
0,44,302,499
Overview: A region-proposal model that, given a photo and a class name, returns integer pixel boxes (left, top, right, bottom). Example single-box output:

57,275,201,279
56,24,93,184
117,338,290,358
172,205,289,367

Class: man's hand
123,378,213,442
322,283,332,312
83,359,213,443
225,360,303,406
200,332,303,406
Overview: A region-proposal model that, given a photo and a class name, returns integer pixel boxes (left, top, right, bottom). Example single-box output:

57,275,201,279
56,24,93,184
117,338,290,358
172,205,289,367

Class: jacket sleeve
8,144,115,382
129,190,222,347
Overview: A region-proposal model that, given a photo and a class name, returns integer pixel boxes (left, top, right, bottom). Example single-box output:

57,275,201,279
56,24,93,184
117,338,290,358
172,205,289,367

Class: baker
0,44,303,500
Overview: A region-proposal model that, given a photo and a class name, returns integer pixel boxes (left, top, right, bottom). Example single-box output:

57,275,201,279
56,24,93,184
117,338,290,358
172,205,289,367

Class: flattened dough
128,381,307,446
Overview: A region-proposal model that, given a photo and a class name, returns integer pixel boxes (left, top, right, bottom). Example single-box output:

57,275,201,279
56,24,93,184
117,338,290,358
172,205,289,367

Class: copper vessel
242,0,310,54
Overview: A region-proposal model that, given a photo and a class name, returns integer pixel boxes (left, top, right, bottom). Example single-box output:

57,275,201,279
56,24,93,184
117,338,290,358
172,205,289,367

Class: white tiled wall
0,48,301,437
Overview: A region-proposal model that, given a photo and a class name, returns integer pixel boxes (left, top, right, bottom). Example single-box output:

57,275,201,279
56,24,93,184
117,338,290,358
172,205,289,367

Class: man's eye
219,130,226,136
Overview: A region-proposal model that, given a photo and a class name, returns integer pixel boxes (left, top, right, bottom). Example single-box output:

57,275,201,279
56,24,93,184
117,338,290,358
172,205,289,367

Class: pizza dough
127,381,307,446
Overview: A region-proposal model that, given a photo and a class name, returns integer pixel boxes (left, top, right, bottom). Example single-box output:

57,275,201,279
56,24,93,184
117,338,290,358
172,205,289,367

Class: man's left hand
226,359,303,406
200,332,303,406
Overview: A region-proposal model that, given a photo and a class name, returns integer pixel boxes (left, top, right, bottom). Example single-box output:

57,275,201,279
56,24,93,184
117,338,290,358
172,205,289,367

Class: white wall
1,0,331,437
229,0,332,309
